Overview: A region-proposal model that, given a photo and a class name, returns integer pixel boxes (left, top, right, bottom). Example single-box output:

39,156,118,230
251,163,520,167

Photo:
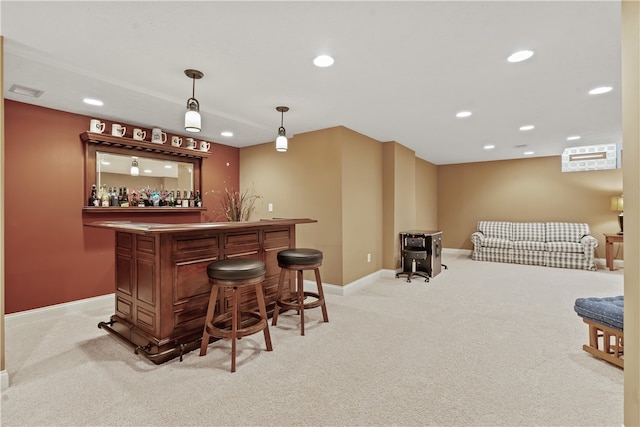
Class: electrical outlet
268,203,273,212
367,253,371,263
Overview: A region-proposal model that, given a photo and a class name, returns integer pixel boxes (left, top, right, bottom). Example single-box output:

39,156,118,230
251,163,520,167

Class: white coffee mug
133,128,147,141
171,136,182,147
200,141,211,152
151,128,167,144
90,119,105,133
111,124,126,137
185,138,196,149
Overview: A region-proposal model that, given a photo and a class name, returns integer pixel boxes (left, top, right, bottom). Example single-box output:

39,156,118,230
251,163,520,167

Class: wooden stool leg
272,268,288,326
314,267,329,323
200,284,219,356
255,282,273,351
231,286,238,373
298,269,305,336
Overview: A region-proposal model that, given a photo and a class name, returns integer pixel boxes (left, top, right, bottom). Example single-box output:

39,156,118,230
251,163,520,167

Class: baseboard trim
443,248,472,256
304,269,393,296
1,369,8,392
4,293,114,327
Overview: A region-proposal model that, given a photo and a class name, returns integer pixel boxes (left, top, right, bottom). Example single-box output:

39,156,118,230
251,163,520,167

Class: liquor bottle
110,187,119,207
120,187,130,207
88,184,98,207
188,191,195,208
101,185,109,207
175,190,182,207
131,191,139,207
182,189,189,207
195,190,202,208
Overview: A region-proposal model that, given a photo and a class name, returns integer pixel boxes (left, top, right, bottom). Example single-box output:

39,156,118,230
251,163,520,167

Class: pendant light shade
130,159,139,176
184,69,204,133
275,106,289,152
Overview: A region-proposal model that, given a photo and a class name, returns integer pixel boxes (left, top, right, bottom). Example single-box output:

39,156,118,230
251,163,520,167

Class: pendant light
130,159,139,176
275,106,289,152
184,69,204,132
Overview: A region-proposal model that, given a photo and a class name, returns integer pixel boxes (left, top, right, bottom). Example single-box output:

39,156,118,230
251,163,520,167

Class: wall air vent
561,144,620,172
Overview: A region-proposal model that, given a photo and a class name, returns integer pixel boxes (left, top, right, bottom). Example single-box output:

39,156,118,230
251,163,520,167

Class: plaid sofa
470,221,599,270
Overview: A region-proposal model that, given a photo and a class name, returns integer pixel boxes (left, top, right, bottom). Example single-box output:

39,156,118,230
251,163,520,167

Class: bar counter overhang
86,218,317,364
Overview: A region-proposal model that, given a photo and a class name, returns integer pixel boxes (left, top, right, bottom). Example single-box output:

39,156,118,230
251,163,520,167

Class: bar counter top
86,217,317,234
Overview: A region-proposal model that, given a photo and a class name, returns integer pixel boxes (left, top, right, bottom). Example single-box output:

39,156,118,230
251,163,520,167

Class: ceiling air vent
9,84,44,98
561,144,620,172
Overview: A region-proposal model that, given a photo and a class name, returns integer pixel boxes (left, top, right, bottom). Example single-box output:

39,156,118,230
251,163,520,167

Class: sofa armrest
580,235,599,249
471,231,485,246
580,235,599,261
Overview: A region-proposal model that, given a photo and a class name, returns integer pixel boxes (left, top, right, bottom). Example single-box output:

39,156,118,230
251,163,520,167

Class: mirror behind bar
96,151,194,194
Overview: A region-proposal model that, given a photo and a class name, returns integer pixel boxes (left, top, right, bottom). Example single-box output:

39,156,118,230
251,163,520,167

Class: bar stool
272,248,329,336
199,258,272,372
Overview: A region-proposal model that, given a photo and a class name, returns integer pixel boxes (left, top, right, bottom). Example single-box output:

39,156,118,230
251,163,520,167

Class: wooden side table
604,233,623,271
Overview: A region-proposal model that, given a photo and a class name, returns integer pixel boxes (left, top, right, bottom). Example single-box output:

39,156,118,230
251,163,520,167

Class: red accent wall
4,100,239,313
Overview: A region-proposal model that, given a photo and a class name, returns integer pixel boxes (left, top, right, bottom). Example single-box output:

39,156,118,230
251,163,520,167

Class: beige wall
438,156,623,259
240,126,385,286
381,141,418,270
341,127,384,283
622,1,639,424
415,157,438,230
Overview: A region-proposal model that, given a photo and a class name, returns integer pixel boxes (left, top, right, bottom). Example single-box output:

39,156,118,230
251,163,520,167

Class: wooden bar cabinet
86,218,316,363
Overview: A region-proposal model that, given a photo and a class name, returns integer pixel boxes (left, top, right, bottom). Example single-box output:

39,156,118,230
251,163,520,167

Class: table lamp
610,195,623,235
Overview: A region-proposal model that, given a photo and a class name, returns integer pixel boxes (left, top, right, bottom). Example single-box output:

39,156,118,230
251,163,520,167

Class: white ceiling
1,1,622,165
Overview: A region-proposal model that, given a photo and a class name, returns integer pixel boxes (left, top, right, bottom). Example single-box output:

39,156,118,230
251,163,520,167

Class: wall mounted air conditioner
561,144,621,172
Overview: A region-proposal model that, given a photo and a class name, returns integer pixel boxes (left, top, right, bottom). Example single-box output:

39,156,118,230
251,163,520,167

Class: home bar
86,218,316,364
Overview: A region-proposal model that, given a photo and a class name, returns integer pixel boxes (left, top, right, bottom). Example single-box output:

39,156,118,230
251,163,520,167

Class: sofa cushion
512,222,546,242
481,237,513,249
512,249,546,266
546,222,590,243
478,221,512,240
513,240,546,251
545,241,583,253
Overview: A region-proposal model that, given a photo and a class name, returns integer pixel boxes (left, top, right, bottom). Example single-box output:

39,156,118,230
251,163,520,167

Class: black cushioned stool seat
272,248,329,336
199,259,272,372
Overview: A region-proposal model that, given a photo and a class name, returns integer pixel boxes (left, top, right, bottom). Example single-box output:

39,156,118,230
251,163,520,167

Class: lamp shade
130,159,139,176
276,134,288,152
185,109,201,133
610,195,624,211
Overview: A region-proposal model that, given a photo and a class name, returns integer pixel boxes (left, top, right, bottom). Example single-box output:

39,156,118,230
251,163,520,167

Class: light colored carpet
1,252,624,426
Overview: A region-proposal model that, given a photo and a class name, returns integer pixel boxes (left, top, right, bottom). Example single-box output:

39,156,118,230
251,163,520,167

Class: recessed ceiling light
456,111,472,118
100,161,111,165
567,135,581,141
83,97,104,106
221,131,234,137
164,165,172,169
519,125,535,131
9,84,44,98
589,86,613,95
507,50,534,63
483,144,495,150
523,151,535,155
143,169,152,174
313,55,334,67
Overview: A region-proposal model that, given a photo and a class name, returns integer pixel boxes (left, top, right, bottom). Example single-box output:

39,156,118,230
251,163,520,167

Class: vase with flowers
218,186,262,222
